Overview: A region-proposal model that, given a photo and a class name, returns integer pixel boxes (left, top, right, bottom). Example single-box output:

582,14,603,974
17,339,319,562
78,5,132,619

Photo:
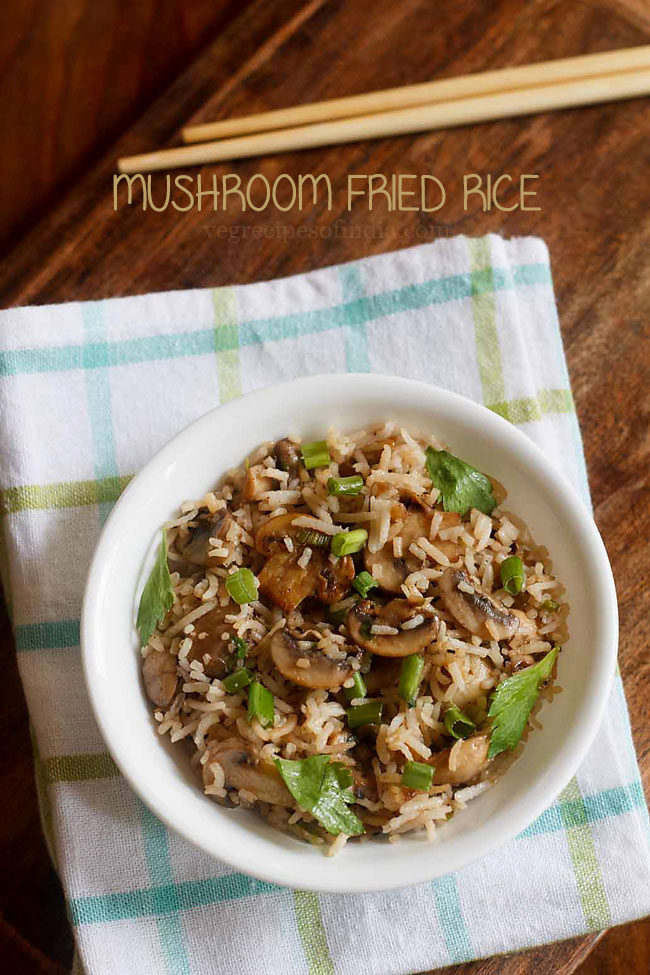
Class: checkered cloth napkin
1,234,649,975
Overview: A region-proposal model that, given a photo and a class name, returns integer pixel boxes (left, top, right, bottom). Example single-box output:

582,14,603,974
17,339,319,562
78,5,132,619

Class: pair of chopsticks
118,46,650,174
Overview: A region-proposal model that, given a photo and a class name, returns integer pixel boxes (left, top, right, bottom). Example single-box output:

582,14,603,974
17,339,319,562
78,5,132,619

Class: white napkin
1,234,648,975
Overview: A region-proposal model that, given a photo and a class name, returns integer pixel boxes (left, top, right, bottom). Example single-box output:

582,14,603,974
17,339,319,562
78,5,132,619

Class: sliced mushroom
177,511,233,568
142,651,178,708
315,555,354,604
365,503,460,593
203,737,293,806
442,656,495,709
258,545,326,613
187,605,239,678
363,656,402,695
439,568,525,641
269,628,354,689
347,599,438,657
256,512,354,612
255,512,303,555
350,767,379,803
431,732,491,785
362,436,400,465
243,464,274,501
274,438,302,475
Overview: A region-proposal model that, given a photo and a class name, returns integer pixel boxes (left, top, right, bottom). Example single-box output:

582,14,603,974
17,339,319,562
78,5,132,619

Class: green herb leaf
425,447,496,516
136,529,173,646
487,646,560,758
274,755,365,836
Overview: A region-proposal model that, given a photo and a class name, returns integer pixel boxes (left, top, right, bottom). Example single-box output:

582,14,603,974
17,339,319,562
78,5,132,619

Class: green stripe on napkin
293,892,335,975
212,287,241,402
2,236,648,975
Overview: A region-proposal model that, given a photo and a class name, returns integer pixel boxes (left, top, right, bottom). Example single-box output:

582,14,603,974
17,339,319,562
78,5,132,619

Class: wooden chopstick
118,63,650,174
182,45,650,143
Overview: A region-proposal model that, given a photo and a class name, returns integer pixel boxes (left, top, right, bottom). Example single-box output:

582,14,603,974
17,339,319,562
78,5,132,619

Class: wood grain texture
0,0,251,255
1,0,649,972
0,593,71,973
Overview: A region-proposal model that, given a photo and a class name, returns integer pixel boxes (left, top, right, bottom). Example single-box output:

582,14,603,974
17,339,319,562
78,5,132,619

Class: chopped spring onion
328,605,350,626
541,599,560,612
301,440,331,469
500,555,524,595
297,528,331,548
226,567,259,605
248,680,274,727
223,668,252,694
398,654,424,706
331,529,368,557
443,704,476,739
344,672,367,702
327,475,364,496
231,636,248,659
401,761,434,791
352,571,378,598
347,699,383,728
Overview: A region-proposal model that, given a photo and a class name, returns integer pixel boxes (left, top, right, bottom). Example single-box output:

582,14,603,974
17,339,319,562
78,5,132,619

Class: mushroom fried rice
138,421,568,854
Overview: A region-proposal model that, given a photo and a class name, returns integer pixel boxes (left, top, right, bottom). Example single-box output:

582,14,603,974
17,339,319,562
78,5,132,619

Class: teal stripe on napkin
2,236,648,975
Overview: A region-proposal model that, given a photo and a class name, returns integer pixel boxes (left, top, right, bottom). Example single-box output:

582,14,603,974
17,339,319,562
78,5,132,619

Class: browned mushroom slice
431,732,491,786
178,511,233,568
346,599,438,657
142,651,178,707
439,568,524,641
203,737,293,806
274,438,302,475
257,512,354,612
243,464,274,501
350,767,379,803
269,629,354,689
442,656,495,709
187,605,240,678
258,546,326,613
362,436,400,465
365,504,460,594
315,555,354,604
363,656,402,695
255,512,303,555
398,506,461,564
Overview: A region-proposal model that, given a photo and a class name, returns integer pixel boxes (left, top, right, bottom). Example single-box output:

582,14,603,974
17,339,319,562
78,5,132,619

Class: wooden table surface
1,1,649,973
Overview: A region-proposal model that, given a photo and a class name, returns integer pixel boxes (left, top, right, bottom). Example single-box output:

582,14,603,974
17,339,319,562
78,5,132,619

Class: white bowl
82,374,618,893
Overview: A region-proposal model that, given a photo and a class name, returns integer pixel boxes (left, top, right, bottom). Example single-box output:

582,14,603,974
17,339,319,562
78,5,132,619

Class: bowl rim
81,373,618,892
